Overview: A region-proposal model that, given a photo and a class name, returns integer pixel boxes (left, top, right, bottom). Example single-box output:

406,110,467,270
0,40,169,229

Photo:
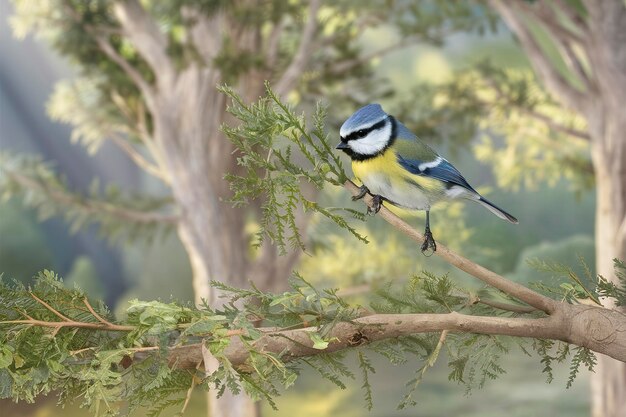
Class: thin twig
180,362,203,415
30,292,72,322
0,318,135,332
83,298,116,327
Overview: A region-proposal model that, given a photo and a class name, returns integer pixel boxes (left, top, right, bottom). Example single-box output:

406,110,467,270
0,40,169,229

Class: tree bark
588,107,626,417
121,2,319,413
491,0,626,414
165,304,626,370
583,3,626,415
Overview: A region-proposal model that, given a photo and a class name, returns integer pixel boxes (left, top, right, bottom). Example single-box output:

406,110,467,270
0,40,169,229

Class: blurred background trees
1,0,623,416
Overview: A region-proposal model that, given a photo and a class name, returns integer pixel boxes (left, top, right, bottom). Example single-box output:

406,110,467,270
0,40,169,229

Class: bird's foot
421,228,437,256
367,194,382,215
352,185,369,201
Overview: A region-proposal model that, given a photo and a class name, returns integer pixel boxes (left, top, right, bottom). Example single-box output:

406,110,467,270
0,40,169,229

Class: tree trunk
589,112,626,417
584,3,626,413
493,0,626,413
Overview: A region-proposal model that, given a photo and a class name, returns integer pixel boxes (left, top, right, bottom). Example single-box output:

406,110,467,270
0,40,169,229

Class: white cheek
349,124,391,154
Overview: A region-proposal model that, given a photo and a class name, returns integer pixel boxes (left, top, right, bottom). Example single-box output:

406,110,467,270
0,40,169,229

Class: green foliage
526,256,623,306
357,351,375,410
596,259,626,307
220,83,367,253
530,339,596,389
0,153,175,243
2,263,620,415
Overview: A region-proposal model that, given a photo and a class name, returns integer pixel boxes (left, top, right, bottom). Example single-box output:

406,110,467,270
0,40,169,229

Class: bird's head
336,104,395,160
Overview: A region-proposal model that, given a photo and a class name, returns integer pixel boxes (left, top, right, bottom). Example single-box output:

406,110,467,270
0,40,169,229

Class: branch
274,0,321,96
515,0,585,44
83,298,117,328
3,293,133,332
168,312,565,370
94,36,156,109
108,132,170,182
0,318,134,332
559,39,592,86
514,1,594,90
343,180,558,314
490,0,590,114
30,292,72,322
62,3,157,109
112,0,175,89
553,0,588,29
5,170,178,225
344,180,558,314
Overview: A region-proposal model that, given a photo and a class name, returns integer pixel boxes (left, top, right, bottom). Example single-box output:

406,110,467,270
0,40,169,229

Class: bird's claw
421,228,437,256
367,195,382,215
352,185,369,201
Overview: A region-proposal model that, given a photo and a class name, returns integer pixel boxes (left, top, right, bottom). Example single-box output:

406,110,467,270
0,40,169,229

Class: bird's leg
368,194,383,215
352,185,382,215
352,185,369,201
421,210,437,255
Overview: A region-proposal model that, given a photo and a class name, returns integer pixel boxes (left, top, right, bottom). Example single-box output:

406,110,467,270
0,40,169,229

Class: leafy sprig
219,82,366,254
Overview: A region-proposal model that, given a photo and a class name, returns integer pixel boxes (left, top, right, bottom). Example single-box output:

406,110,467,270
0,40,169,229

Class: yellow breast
351,149,404,182
351,149,444,210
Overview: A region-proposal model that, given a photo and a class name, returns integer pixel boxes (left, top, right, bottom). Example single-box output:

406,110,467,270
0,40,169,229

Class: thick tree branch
274,0,321,96
343,180,558,313
553,0,588,29
515,1,594,90
515,0,585,44
112,0,176,89
167,305,626,369
491,0,590,114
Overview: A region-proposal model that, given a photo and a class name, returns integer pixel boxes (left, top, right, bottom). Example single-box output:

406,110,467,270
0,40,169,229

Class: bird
336,103,518,254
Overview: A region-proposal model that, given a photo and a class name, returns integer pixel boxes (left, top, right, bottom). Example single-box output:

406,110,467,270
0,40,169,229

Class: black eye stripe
343,118,388,141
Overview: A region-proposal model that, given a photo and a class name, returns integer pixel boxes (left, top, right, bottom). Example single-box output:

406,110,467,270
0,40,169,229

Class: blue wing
397,154,477,193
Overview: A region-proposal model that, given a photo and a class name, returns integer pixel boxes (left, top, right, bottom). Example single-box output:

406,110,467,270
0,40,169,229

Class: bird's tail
476,196,519,224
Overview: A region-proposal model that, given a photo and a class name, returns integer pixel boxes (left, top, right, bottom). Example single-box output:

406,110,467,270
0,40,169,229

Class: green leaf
309,333,329,350
0,345,14,369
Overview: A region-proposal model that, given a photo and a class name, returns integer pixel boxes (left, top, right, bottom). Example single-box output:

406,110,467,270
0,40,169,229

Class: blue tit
336,103,518,254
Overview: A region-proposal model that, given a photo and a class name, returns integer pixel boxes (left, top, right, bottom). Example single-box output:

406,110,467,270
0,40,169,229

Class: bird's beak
336,141,350,150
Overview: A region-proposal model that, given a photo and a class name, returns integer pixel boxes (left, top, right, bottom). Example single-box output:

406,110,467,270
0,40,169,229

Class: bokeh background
1,1,599,416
